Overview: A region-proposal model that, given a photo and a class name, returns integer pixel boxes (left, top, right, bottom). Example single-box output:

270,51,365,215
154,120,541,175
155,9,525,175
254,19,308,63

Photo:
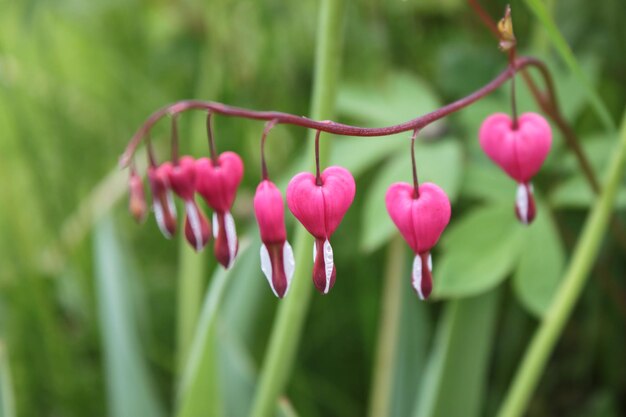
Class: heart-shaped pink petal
385,182,451,254
168,156,197,200
195,151,244,212
287,166,355,294
286,166,355,239
479,112,552,183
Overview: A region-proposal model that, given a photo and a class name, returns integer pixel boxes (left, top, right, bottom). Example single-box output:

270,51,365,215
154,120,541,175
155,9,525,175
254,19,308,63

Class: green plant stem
0,340,16,417
176,236,206,377
367,236,405,417
497,109,626,417
248,1,345,416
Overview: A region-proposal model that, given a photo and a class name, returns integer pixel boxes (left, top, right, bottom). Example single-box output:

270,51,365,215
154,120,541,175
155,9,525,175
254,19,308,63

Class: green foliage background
0,0,624,416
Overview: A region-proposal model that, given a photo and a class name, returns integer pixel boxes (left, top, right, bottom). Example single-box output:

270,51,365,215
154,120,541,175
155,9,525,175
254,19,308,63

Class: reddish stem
206,112,219,165
120,56,543,167
260,119,279,181
146,133,157,168
314,130,323,186
171,115,179,165
468,0,500,38
509,48,519,129
410,129,420,198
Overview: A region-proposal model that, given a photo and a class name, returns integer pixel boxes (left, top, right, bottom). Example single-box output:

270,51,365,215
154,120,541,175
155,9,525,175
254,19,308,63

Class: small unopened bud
129,169,147,223
498,5,516,51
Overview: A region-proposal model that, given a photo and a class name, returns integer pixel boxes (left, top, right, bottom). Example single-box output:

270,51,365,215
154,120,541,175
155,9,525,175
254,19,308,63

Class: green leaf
361,139,463,252
176,236,207,375
434,204,524,298
332,71,442,177
337,71,441,126
460,163,514,203
93,216,165,417
413,290,501,417
523,0,616,133
513,203,565,317
389,275,433,417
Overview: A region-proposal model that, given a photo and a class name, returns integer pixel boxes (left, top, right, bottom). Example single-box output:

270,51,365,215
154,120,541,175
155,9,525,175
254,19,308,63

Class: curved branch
119,56,544,168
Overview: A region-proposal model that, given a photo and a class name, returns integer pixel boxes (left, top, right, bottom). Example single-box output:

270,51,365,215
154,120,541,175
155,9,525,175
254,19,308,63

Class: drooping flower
128,167,147,223
479,112,552,224
147,162,177,238
168,156,211,252
254,180,295,298
195,152,244,268
286,166,355,294
386,182,451,300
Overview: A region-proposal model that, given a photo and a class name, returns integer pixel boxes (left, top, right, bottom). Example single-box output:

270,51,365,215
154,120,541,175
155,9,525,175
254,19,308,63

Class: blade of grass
496,110,626,417
0,340,16,417
367,236,406,417
175,236,206,377
523,0,616,133
175,240,248,417
93,215,164,417
249,1,345,416
414,289,501,417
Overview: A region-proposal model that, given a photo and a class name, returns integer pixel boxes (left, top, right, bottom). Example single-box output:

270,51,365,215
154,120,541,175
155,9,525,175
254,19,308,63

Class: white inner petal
224,211,238,268
312,242,317,262
259,244,278,297
153,200,171,239
516,183,529,224
428,253,433,272
185,201,203,251
323,239,334,294
212,212,219,239
166,190,177,219
283,241,295,296
412,255,424,300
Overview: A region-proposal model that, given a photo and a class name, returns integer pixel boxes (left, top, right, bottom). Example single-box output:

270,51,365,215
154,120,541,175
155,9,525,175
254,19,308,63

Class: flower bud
128,169,147,223
254,180,294,298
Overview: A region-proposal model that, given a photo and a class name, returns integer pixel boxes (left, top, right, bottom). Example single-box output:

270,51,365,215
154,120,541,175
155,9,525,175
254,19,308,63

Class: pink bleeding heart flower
254,180,295,298
128,168,147,223
286,166,356,294
386,182,451,300
168,156,211,252
195,152,244,268
479,112,552,224
148,162,177,238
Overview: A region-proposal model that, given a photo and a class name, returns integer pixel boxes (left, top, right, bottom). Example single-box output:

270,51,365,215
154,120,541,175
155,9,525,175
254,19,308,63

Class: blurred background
0,0,625,416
